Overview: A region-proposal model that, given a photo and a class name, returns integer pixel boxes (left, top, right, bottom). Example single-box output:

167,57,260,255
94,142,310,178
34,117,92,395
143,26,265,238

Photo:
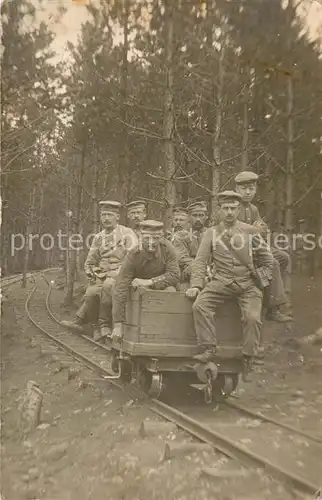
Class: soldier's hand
253,220,268,234
132,278,153,289
185,287,200,299
86,271,95,284
112,323,123,343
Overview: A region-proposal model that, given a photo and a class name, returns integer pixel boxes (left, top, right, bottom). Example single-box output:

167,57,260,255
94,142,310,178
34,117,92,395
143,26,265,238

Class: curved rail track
9,271,322,497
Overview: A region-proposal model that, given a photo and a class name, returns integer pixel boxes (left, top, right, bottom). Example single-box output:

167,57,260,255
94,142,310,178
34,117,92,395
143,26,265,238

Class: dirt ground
1,271,322,500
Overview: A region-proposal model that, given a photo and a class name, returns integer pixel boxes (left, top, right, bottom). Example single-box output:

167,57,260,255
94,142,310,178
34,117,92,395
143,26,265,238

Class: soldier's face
219,202,239,225
235,183,257,203
172,214,189,231
127,207,146,227
140,233,161,253
100,210,119,229
190,211,207,230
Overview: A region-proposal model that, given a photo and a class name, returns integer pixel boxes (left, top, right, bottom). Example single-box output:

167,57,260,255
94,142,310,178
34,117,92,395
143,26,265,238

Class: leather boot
266,307,292,323
61,317,85,334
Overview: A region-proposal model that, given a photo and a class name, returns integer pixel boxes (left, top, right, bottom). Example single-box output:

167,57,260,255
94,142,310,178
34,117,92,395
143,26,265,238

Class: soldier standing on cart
61,201,137,340
186,191,273,372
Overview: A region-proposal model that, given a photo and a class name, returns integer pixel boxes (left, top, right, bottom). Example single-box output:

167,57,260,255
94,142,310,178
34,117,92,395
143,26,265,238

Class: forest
1,0,322,280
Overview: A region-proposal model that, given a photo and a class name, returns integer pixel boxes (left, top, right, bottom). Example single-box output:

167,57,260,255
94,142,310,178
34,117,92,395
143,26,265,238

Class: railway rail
6,271,322,497
0,268,59,289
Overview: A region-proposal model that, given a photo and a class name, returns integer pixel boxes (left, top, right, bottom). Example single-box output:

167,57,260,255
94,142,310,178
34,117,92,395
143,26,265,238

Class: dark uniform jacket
191,221,273,290
238,203,268,235
113,239,180,323
173,227,207,280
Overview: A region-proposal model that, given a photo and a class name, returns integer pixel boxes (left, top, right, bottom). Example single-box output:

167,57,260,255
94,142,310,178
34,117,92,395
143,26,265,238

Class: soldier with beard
126,200,147,236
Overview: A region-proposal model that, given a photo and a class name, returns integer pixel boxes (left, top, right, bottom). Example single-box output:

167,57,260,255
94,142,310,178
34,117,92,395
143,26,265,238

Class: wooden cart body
119,288,244,373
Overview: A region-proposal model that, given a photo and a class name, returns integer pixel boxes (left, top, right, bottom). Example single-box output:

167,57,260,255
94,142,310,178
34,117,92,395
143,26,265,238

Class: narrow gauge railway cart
109,288,244,403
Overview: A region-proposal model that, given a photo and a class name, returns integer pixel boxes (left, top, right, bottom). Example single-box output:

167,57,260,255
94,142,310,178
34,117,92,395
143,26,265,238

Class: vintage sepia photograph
1,0,322,499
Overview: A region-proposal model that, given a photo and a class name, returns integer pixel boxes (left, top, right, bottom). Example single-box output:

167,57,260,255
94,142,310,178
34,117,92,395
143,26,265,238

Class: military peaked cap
234,171,259,185
188,201,208,213
126,200,147,210
99,200,122,212
140,220,164,232
218,190,242,204
173,205,188,215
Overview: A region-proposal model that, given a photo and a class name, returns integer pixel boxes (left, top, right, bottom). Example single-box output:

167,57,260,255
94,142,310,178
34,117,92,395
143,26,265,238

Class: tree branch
293,173,322,207
116,118,162,140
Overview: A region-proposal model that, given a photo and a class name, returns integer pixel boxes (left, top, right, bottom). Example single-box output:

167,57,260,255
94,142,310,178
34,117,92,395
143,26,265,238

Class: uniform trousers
76,276,116,327
253,248,290,309
264,258,286,308
99,277,116,328
272,247,290,294
263,249,290,309
272,248,290,274
192,278,263,356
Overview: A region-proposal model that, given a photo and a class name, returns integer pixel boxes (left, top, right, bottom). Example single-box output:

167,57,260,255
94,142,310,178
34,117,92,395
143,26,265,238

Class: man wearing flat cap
62,200,137,340
126,200,147,235
234,171,291,322
186,190,273,369
166,205,190,244
172,206,190,233
173,200,209,286
111,220,180,342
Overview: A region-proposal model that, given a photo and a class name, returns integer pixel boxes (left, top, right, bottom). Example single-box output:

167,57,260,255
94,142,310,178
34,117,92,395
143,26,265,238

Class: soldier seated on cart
234,171,291,322
186,190,274,369
61,200,137,341
112,220,180,342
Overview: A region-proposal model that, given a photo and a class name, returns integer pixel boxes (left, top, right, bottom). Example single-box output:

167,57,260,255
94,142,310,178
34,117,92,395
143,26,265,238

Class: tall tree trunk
163,0,176,230
1,177,9,275
64,144,86,306
283,74,294,301
22,185,36,288
36,176,44,268
119,0,130,203
92,158,100,234
206,1,224,218
285,74,294,235
64,184,72,290
319,190,322,270
241,70,250,170
103,171,109,200
210,49,224,216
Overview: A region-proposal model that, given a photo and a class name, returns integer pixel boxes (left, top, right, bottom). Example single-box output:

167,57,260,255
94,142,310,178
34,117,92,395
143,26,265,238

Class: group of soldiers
62,170,292,367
